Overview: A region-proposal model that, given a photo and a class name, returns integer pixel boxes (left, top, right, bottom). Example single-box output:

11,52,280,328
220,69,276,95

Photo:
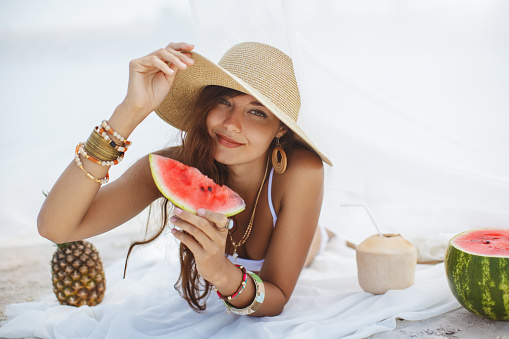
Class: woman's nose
222,109,242,132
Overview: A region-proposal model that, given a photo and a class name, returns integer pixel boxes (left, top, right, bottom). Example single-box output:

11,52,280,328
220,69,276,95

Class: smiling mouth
216,133,244,148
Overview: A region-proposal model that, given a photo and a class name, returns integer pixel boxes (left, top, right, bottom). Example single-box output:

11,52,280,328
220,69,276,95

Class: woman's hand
170,207,231,284
119,42,195,126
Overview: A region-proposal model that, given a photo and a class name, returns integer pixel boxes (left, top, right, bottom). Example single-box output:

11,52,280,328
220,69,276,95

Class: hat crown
218,42,301,122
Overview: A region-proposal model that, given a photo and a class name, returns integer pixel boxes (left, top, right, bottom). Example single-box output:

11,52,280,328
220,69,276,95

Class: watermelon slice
445,228,509,321
149,154,245,216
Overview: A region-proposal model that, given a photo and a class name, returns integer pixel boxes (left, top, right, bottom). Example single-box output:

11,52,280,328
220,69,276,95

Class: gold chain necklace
229,156,270,263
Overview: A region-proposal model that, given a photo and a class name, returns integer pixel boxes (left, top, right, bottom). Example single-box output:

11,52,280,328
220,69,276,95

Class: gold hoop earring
272,138,287,174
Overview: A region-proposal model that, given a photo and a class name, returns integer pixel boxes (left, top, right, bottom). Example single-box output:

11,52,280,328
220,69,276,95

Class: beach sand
1,234,508,338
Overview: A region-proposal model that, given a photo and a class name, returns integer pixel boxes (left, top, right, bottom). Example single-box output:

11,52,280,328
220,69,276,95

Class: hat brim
155,51,332,166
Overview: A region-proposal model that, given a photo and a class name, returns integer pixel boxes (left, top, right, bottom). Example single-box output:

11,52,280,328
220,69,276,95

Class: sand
1,233,508,338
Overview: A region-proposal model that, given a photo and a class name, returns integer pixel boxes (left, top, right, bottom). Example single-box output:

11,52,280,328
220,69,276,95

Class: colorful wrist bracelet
101,120,132,147
95,126,129,152
85,129,123,161
215,265,247,301
76,143,123,166
223,271,265,315
74,151,109,184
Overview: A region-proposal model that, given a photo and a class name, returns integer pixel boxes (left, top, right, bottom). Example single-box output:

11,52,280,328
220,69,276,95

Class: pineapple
51,240,106,306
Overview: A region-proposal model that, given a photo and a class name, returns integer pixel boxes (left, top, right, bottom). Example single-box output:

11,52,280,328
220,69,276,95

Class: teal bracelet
223,271,265,315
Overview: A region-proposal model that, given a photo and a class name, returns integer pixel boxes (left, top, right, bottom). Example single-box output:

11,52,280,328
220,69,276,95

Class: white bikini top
227,168,276,271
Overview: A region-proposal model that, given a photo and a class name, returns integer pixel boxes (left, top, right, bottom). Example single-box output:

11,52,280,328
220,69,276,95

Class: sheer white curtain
189,0,509,246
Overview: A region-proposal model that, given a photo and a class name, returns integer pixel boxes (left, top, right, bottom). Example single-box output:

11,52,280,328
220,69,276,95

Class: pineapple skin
51,240,106,307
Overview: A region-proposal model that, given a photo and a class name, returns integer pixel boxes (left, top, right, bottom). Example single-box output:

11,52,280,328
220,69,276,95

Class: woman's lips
217,133,244,148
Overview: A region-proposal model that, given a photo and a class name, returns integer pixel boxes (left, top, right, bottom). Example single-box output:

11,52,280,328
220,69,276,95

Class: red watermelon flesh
452,229,509,257
149,154,245,216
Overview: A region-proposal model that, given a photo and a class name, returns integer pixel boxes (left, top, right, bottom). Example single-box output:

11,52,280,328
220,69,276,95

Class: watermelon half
444,228,509,321
149,154,245,216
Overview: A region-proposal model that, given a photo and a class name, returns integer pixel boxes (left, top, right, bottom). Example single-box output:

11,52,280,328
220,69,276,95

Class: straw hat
155,42,332,166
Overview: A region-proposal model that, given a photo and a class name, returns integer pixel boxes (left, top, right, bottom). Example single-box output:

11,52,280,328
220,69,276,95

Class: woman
37,41,332,317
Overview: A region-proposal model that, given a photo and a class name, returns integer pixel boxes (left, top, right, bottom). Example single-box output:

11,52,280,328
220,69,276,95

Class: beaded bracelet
74,151,109,184
95,126,129,152
76,143,123,166
101,120,132,147
215,265,247,301
223,271,265,315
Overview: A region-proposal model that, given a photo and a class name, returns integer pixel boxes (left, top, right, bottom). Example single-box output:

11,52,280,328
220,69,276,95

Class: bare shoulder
152,146,178,158
284,145,324,180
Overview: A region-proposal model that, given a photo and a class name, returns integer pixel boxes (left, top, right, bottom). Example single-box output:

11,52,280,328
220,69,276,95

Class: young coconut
356,233,417,294
342,204,418,294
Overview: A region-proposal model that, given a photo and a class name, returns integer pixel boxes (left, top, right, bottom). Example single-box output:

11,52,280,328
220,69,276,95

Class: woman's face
206,93,286,166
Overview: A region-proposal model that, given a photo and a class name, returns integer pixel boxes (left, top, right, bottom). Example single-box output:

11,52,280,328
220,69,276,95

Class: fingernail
197,209,205,216
174,207,182,215
171,228,177,234
170,216,178,222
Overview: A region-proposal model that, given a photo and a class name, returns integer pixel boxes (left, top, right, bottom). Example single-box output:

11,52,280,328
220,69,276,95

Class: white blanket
0,234,459,339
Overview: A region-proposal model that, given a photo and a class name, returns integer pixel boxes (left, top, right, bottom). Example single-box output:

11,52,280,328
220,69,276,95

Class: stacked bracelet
85,129,123,161
95,126,129,152
215,265,247,301
74,120,131,184
223,271,265,315
74,150,109,184
101,120,132,147
76,143,123,166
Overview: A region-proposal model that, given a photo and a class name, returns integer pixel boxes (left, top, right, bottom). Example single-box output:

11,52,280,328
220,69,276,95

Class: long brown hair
124,85,294,311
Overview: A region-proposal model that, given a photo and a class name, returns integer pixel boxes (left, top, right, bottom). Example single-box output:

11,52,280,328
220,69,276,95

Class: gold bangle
84,129,122,161
223,271,265,315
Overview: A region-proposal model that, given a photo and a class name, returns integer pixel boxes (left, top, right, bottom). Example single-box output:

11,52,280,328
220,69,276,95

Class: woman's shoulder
273,144,324,194
151,146,179,158
285,144,324,176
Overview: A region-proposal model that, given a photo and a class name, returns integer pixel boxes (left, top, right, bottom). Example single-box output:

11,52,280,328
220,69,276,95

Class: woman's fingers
170,214,213,248
170,227,204,257
165,42,195,66
173,208,228,240
197,209,230,231
167,42,194,52
146,55,174,75
132,42,194,75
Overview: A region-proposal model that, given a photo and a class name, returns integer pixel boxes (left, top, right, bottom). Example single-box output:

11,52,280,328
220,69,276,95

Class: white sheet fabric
0,234,459,339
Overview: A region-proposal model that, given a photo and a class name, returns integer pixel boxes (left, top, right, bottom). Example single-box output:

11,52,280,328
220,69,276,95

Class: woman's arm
37,42,195,243
38,150,163,243
255,148,325,316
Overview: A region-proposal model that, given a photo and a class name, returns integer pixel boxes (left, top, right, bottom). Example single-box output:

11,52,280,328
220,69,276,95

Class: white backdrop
1,0,508,249
0,0,194,247
191,0,509,247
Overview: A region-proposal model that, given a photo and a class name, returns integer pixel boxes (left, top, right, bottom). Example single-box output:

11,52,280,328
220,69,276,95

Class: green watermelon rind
445,229,509,321
149,154,245,217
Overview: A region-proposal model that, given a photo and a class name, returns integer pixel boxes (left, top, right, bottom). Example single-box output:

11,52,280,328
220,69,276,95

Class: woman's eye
250,110,268,118
218,98,231,106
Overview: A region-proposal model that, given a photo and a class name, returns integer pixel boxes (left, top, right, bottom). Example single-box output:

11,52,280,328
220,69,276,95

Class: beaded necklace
229,156,270,263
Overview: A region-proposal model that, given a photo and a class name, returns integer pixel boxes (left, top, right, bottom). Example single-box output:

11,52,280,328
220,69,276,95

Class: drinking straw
341,204,384,237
